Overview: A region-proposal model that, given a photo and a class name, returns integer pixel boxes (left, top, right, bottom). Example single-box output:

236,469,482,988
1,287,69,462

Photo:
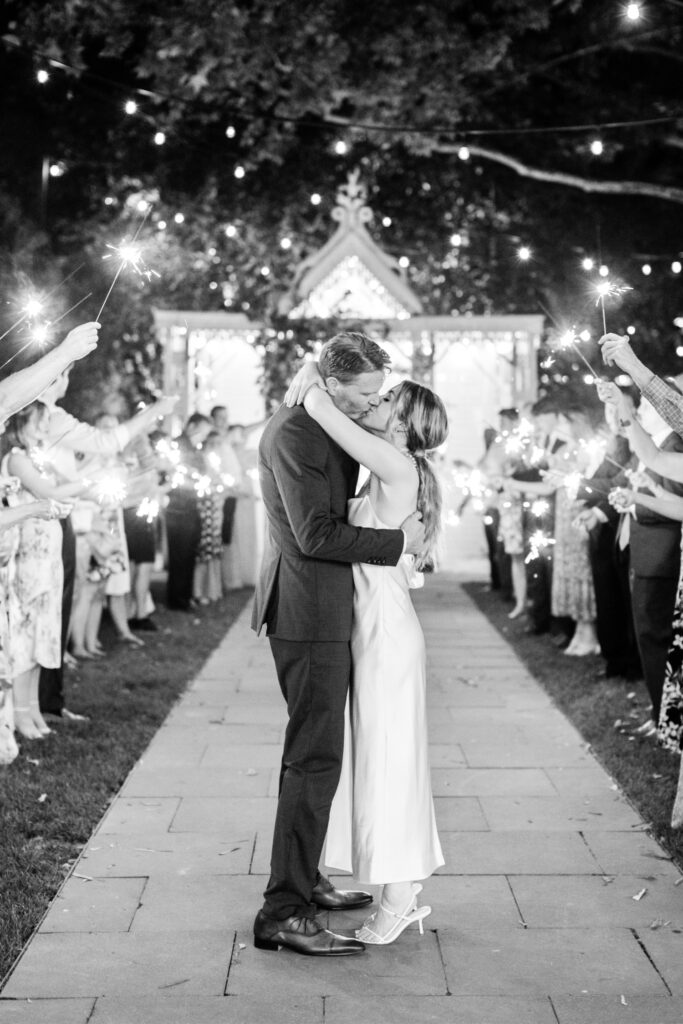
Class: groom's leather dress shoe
253,911,365,955
311,876,373,911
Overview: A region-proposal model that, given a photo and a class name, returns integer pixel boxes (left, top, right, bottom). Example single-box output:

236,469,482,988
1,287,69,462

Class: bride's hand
284,361,326,407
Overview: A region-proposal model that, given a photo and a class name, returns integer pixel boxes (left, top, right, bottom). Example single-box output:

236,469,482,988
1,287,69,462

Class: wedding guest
85,413,143,648
37,381,175,721
123,432,166,631
1,402,89,738
165,413,212,610
192,430,225,603
574,388,641,680
210,406,242,581
598,381,683,730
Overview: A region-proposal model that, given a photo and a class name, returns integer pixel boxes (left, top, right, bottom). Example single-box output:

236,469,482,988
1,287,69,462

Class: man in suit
252,332,424,957
601,391,683,727
575,391,641,680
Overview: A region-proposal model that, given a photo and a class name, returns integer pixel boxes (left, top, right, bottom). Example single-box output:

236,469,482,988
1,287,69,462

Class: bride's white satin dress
325,493,444,884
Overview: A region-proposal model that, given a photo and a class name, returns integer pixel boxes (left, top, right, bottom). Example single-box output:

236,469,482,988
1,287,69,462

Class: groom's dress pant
264,637,351,921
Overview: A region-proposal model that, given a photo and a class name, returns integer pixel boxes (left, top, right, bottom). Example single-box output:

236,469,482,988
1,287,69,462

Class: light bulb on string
625,2,641,20
174,212,184,224
234,165,245,179
458,146,470,161
225,224,237,238
36,69,49,84
124,100,137,115
599,264,609,277
517,246,531,261
581,257,594,271
334,140,348,155
310,193,322,205
153,131,166,146
450,233,462,247
225,125,236,139
641,263,652,276
673,261,682,274
382,216,392,227
280,237,292,250
590,138,604,156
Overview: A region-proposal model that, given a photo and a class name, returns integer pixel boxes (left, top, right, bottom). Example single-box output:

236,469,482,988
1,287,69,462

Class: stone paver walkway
2,574,683,1023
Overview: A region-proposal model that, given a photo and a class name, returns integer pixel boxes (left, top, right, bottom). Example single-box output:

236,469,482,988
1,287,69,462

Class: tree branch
438,143,683,205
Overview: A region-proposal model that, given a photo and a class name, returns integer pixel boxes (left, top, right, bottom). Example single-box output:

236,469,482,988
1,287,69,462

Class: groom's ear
325,376,341,396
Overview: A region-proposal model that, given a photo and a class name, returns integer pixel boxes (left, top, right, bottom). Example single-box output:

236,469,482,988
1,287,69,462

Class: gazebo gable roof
281,170,423,319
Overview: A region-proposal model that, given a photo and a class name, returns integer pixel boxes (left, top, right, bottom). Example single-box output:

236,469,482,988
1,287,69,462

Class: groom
252,331,425,956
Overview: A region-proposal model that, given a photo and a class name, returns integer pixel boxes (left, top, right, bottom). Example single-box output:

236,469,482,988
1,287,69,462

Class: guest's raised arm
598,380,683,483
599,333,683,437
0,322,100,423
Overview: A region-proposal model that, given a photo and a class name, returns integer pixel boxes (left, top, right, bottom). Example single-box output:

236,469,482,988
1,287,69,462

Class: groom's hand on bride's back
400,510,426,554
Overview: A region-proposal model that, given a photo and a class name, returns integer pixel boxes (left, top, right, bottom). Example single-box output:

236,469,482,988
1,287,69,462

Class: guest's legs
39,516,75,716
630,572,679,723
132,562,153,619
15,666,46,739
109,594,143,644
508,554,527,618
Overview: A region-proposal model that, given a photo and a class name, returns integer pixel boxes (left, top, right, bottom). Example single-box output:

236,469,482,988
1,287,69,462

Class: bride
286,367,447,944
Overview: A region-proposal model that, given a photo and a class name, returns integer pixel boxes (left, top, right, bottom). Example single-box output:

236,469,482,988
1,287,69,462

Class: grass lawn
463,581,683,870
0,584,252,988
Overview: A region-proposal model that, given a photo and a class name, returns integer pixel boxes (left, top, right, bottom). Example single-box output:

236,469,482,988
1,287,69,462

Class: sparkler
136,496,160,523
97,241,159,320
0,292,93,375
0,264,85,344
548,329,601,381
525,529,555,564
94,473,128,506
595,280,633,334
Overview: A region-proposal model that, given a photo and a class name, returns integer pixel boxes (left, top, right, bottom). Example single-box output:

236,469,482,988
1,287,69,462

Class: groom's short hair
319,332,390,383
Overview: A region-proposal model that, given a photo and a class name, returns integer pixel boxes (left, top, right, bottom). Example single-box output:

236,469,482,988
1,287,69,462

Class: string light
398,256,410,268
157,220,166,230
599,264,609,277
153,131,166,145
642,263,652,275
174,212,184,224
625,2,641,19
517,246,531,261
626,325,636,334
457,146,470,161
450,233,462,246
334,140,348,155
124,99,137,115
104,196,115,206
225,224,237,238
49,162,66,177
581,257,594,271
673,261,682,274
234,165,245,179
310,193,322,205
280,237,292,250
590,138,604,156
382,216,392,227
36,69,49,84
260,265,270,276
225,125,236,138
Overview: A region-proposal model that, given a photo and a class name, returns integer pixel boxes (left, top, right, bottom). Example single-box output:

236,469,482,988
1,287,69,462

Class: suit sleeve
272,415,404,566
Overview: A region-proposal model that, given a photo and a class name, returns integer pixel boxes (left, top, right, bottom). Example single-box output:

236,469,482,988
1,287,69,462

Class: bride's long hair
389,380,448,567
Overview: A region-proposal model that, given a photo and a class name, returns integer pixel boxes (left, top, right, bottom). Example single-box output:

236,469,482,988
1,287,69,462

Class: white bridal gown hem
324,492,444,885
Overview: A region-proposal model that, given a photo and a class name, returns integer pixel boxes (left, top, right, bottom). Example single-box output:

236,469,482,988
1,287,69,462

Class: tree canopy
1,0,682,413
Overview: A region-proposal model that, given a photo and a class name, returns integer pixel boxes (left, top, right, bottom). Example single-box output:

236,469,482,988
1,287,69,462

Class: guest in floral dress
1,402,89,739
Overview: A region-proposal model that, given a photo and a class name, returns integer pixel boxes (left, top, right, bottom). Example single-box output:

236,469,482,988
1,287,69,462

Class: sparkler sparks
594,280,633,334
548,328,601,381
525,529,556,563
136,496,160,523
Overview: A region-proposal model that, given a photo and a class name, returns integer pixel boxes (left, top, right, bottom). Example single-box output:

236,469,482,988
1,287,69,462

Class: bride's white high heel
356,883,431,945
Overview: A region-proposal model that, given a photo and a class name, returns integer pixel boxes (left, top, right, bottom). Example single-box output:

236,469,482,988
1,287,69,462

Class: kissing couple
252,331,447,955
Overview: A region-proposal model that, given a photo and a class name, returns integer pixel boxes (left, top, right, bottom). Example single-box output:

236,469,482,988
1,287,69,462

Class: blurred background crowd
0,322,264,762
462,334,683,802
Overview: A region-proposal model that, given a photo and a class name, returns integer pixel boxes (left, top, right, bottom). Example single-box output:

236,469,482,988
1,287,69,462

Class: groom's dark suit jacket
252,404,404,641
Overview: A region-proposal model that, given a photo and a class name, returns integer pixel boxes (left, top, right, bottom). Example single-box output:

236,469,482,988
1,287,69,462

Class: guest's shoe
356,884,431,945
128,617,158,632
29,702,52,736
253,910,365,956
44,708,90,724
311,875,373,911
507,605,525,620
